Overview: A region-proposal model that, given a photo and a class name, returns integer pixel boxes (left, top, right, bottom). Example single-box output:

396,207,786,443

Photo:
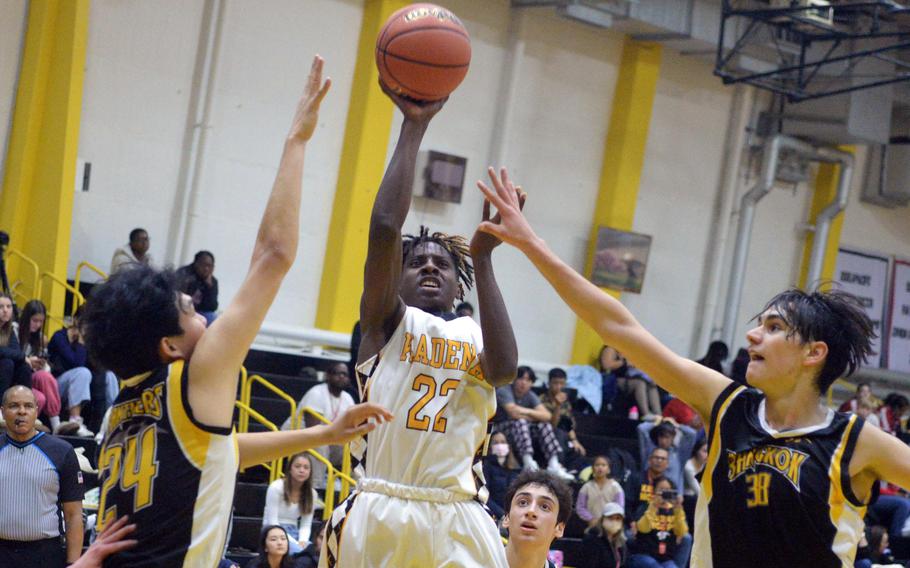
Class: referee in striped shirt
0,385,84,566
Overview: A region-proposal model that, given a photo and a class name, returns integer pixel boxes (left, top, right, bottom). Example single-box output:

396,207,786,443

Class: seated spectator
48,306,118,437
295,523,325,568
263,453,321,555
695,340,728,375
630,476,690,568
245,525,295,568
502,470,573,568
581,502,629,568
576,455,625,526
496,366,574,480
855,398,882,429
176,250,219,325
482,431,521,520
601,346,660,419
683,441,706,498
455,301,474,319
637,418,696,494
855,525,895,567
110,228,154,274
0,294,31,395
838,382,880,413
878,393,909,436
631,448,670,516
282,362,355,488
729,348,749,384
661,396,702,432
540,367,586,457
15,300,67,434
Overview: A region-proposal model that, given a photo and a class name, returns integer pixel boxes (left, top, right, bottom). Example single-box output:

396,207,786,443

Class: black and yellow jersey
97,361,238,567
692,383,869,568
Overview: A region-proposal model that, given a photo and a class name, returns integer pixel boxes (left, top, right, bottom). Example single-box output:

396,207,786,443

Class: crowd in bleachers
5,227,910,567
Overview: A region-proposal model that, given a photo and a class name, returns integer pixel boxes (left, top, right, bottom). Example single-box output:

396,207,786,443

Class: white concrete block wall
0,0,28,185
14,0,898,366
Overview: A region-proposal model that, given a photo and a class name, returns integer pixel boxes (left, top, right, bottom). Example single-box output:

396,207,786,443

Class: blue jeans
280,523,304,555
871,494,910,538
629,555,678,568
629,534,691,568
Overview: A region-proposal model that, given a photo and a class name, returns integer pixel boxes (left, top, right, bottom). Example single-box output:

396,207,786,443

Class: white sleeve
262,481,282,527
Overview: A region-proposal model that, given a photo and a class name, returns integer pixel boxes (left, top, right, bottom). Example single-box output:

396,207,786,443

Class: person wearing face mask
483,431,522,520
582,502,628,568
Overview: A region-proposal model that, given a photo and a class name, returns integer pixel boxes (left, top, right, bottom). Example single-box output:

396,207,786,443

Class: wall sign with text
888,260,910,374
835,249,889,368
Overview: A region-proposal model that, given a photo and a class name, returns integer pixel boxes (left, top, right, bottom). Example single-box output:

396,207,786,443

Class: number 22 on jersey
97,425,160,530
406,374,460,433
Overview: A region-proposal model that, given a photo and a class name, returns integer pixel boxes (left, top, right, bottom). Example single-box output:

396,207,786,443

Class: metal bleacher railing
236,370,355,520
73,260,108,292
39,271,85,331
6,248,39,305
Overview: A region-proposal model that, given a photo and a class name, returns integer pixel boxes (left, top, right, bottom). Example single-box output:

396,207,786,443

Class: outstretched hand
471,167,526,257
288,55,332,142
379,80,447,125
475,166,537,252
324,402,394,445
71,516,138,568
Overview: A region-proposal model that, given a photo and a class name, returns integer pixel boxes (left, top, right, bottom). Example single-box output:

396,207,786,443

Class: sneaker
547,462,575,481
522,454,539,472
54,420,81,436
73,424,95,438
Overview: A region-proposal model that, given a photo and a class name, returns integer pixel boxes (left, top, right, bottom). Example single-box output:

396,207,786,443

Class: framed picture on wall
590,226,652,294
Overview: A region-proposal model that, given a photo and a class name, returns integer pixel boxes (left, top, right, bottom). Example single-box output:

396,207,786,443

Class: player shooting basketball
476,168,910,568
320,84,521,568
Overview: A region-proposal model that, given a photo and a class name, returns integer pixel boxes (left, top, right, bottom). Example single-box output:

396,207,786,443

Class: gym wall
1,0,908,366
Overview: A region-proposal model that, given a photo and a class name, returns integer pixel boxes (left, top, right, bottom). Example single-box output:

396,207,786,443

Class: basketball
375,3,471,101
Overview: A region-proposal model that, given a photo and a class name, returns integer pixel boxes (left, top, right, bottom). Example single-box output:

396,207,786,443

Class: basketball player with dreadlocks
477,169,910,568
321,86,519,568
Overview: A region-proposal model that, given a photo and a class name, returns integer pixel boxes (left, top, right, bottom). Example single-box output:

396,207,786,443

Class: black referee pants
0,536,65,568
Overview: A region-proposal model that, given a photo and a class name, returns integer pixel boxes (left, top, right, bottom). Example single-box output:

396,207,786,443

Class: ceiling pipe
805,147,853,288
720,134,855,348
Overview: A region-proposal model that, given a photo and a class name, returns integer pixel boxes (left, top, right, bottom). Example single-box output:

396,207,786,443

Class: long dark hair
283,452,314,516
0,293,14,347
17,299,46,354
253,525,294,568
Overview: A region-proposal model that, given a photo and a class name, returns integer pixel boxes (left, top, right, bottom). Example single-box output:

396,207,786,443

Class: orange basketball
376,3,471,101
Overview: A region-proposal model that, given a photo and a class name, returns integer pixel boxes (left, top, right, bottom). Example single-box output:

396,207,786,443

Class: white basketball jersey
355,306,494,496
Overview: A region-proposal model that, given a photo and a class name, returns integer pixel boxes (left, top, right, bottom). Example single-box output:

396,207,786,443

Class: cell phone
661,490,678,501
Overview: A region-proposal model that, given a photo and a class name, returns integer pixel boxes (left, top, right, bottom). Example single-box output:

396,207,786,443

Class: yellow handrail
6,248,40,302
238,367,250,434
302,448,356,520
73,261,107,291
301,406,354,500
234,401,282,483
247,374,298,430
829,378,856,408
38,272,85,336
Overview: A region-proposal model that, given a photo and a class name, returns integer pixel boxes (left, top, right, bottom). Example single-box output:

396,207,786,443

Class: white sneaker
73,424,95,438
547,461,575,481
54,420,81,436
522,454,539,471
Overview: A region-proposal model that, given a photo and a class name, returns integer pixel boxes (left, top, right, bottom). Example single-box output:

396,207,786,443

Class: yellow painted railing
73,260,107,291
301,406,354,501
234,400,282,483
6,248,40,304
39,271,85,333
247,374,298,430
829,378,856,408
238,367,250,434
236,374,357,512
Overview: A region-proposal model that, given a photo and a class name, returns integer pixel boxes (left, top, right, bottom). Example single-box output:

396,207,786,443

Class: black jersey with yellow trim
693,383,869,568
97,361,239,568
